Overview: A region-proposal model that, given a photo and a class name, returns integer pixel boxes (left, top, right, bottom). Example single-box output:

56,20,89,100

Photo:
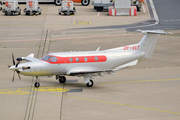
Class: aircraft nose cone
9,66,15,71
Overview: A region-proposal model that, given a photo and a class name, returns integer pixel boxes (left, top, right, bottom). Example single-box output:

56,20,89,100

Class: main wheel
81,0,90,6
54,0,62,6
34,82,40,88
86,80,93,87
59,76,66,83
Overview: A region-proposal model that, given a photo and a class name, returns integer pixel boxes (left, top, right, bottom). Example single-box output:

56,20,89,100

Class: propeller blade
16,71,21,80
8,65,11,68
12,53,15,66
16,61,20,67
12,71,15,82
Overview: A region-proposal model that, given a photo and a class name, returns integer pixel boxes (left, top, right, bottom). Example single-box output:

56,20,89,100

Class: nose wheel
34,82,40,88
34,76,40,88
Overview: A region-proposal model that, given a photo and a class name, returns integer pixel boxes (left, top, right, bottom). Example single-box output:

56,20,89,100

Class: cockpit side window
42,55,51,61
50,57,57,62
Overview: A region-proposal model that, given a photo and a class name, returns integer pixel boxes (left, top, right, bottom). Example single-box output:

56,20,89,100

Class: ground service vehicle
24,0,41,15
0,0,2,10
59,0,76,15
2,0,21,16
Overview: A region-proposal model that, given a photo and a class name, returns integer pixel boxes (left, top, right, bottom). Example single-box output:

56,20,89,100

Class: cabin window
69,58,73,62
84,57,88,62
95,57,98,61
50,57,57,62
76,57,79,62
42,55,51,61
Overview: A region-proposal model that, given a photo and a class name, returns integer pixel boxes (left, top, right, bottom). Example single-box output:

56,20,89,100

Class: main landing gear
59,76,66,83
84,74,94,87
56,75,66,84
86,79,93,87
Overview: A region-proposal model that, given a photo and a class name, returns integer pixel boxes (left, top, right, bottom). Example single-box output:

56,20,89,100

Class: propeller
10,53,21,82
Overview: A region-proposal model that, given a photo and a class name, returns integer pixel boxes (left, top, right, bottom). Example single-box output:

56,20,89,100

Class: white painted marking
10,33,36,36
97,12,100,16
149,0,159,24
142,3,146,13
4,37,24,39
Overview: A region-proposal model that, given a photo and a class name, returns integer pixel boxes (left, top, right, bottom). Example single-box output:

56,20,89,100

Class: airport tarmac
0,2,180,120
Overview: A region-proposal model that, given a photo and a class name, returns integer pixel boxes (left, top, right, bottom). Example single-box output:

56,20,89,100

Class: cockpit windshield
41,55,51,61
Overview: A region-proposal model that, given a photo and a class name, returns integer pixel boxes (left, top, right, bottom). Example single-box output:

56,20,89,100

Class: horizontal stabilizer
136,30,167,35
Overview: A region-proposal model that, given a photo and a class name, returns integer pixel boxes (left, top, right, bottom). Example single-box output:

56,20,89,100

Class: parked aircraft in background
9,30,167,87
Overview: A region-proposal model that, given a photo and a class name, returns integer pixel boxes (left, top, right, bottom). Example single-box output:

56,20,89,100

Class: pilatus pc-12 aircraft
9,30,167,87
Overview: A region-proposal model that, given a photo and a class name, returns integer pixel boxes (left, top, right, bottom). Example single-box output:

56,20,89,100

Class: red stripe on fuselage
41,55,107,64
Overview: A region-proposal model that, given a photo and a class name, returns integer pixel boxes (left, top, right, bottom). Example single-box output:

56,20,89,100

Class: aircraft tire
34,82,40,88
59,76,66,83
86,79,93,87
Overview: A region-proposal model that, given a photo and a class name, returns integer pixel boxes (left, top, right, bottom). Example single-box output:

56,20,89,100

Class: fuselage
10,50,145,76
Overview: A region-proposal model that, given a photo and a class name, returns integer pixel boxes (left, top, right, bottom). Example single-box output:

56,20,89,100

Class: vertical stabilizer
137,30,167,59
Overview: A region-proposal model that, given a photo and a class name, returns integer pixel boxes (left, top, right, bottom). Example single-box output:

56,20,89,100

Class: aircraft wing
66,59,138,75
66,66,113,75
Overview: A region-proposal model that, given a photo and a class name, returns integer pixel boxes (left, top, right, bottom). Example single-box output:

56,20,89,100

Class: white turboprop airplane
9,30,167,87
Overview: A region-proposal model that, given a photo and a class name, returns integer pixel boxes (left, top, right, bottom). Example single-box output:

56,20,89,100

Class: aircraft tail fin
137,30,167,59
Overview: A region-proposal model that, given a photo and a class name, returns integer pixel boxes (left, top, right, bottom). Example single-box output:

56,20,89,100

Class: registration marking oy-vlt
74,21,91,25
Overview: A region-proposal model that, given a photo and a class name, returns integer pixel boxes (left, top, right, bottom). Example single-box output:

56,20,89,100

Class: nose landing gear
34,76,40,88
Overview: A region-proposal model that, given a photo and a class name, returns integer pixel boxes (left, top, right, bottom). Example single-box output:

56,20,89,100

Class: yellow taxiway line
100,78,180,84
54,94,180,115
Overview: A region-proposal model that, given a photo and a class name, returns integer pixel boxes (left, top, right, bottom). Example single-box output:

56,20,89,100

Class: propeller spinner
9,53,21,82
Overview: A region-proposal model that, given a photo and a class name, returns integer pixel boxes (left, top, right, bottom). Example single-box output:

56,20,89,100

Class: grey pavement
0,1,180,120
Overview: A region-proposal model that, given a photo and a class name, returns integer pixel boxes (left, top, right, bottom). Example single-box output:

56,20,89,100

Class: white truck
24,0,41,15
92,0,113,11
58,0,76,15
2,0,21,15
